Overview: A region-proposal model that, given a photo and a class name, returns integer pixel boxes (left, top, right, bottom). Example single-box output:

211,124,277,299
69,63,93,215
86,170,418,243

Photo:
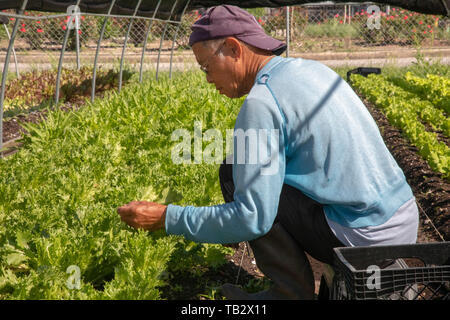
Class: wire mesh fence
0,4,449,73
0,9,198,70
249,4,449,53
0,3,449,156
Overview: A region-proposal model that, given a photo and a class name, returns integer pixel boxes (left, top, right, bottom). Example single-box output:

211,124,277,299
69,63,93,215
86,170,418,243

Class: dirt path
1,46,449,73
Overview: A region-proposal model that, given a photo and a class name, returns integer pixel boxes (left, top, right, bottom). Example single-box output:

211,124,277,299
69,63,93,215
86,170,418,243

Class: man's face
192,40,244,98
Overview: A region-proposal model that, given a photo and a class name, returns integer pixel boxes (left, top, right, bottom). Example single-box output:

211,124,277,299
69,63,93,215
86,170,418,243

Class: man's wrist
160,206,167,230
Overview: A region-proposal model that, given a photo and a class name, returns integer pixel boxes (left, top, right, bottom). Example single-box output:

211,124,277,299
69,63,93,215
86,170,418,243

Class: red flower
429,30,433,33
403,15,408,20
36,21,41,24
419,21,423,25
20,27,26,32
37,28,43,33
427,25,431,28
62,25,67,30
78,30,82,35
339,20,343,24
335,13,339,18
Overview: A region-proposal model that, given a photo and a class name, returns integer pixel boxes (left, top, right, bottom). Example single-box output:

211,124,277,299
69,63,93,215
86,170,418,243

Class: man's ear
224,37,242,60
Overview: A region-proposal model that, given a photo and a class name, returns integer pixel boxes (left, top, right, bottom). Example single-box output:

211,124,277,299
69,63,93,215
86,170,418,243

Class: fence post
0,0,29,157
75,13,80,70
139,0,162,83
91,0,117,102
55,0,82,105
169,0,191,79
156,0,179,80
118,0,143,92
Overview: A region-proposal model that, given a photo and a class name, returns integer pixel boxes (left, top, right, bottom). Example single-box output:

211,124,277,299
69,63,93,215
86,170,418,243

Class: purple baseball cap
189,5,287,56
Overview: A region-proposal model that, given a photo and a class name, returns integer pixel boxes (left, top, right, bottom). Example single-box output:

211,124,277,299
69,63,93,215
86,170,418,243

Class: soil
1,81,448,300
359,94,449,242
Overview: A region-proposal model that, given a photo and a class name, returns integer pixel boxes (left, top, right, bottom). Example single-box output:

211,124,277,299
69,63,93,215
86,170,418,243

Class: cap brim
236,32,287,56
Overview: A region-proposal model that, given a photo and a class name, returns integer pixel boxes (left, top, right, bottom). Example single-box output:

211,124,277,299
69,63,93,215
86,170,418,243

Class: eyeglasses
199,41,225,75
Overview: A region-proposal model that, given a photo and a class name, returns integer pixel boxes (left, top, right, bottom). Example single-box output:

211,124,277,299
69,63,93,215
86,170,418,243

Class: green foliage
3,67,133,118
351,73,449,179
394,72,450,113
303,21,358,39
0,71,243,299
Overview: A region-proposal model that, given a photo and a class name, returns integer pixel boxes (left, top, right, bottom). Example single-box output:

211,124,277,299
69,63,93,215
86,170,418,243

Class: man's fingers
117,206,130,215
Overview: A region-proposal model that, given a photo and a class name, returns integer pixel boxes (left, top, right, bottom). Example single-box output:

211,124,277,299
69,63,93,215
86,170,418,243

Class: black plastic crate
332,242,450,300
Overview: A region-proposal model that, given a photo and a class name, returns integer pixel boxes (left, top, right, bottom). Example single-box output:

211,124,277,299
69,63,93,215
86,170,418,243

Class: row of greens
3,67,133,118
0,71,242,299
351,72,449,180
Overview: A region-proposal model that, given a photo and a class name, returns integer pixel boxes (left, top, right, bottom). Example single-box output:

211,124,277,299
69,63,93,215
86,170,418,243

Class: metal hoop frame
0,0,187,156
0,0,29,156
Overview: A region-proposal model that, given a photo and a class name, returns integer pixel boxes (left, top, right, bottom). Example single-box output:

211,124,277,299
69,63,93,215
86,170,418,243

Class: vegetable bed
0,71,249,299
349,67,449,240
0,63,448,300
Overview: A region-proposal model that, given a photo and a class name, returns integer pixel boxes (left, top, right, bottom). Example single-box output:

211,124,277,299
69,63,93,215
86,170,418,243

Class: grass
332,58,450,81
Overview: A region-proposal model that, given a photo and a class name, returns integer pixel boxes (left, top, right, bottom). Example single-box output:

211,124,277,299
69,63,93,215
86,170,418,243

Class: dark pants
219,158,345,265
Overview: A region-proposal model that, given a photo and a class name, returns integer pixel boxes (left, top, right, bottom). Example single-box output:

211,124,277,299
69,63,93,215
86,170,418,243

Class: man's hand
117,201,167,231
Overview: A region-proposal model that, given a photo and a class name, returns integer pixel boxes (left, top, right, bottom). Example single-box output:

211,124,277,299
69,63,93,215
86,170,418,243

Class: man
118,5,419,299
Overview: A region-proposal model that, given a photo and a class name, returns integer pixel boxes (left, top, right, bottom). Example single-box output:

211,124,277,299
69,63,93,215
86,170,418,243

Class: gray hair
201,38,225,51
201,38,267,55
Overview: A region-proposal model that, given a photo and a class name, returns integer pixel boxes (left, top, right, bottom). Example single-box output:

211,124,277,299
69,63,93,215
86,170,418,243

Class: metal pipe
139,0,162,83
156,0,179,80
91,0,117,102
0,12,182,24
3,24,19,78
118,0,143,92
0,0,28,157
169,0,191,78
87,13,181,24
75,16,81,70
55,0,82,105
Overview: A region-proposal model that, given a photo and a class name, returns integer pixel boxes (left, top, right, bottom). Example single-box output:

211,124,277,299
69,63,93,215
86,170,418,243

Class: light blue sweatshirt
165,56,414,244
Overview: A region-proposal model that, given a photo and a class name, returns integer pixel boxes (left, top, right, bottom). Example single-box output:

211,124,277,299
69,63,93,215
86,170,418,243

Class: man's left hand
117,201,167,231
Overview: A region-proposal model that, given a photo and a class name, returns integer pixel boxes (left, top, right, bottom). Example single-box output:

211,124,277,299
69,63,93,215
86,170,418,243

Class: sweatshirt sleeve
165,92,287,244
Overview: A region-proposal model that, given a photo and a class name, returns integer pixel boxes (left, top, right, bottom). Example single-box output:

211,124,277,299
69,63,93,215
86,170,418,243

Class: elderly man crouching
118,5,419,300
